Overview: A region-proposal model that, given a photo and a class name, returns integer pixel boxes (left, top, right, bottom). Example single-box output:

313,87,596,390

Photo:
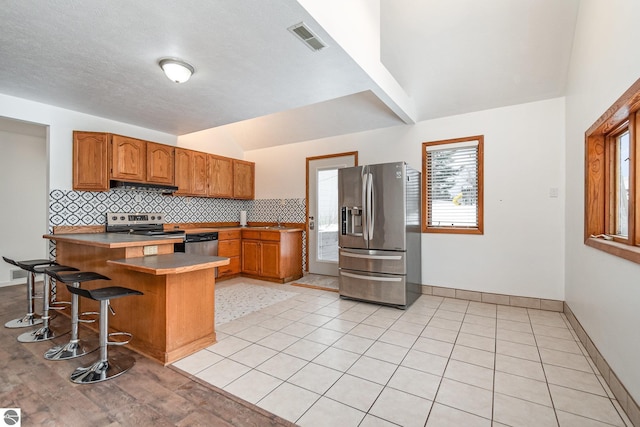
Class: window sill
585,237,640,265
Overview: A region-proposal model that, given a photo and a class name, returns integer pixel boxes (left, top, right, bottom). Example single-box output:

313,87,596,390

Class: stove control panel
106,212,165,226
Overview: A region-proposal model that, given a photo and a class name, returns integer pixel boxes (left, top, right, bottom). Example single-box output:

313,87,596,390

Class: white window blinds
426,140,479,228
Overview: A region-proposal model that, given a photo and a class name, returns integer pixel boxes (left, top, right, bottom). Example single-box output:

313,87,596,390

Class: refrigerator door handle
341,271,403,282
340,251,402,261
361,167,369,241
367,172,374,239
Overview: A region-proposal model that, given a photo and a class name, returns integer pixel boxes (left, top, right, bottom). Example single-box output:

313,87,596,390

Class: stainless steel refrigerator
338,161,422,309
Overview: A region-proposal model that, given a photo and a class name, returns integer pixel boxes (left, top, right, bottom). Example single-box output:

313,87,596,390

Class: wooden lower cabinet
241,229,302,283
217,230,241,278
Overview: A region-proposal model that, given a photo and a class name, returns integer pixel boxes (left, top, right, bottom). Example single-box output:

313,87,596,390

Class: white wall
0,94,178,191
177,126,246,159
0,125,47,286
564,0,640,401
246,97,566,300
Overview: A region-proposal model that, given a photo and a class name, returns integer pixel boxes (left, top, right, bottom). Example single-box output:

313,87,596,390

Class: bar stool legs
17,264,78,343
44,272,102,361
65,285,142,384
3,257,57,328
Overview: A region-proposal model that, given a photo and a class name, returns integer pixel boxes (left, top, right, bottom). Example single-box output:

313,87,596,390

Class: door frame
305,151,358,273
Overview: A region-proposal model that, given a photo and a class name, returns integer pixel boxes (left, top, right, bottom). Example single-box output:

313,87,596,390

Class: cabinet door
260,241,280,278
147,142,174,184
111,135,146,182
192,151,208,196
233,159,255,199
208,155,233,198
73,131,109,191
241,240,261,275
174,148,192,195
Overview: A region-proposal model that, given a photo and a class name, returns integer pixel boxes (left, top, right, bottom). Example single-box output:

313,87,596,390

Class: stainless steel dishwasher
175,232,219,277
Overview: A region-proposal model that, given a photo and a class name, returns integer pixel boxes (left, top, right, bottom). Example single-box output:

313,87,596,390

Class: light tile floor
173,276,632,427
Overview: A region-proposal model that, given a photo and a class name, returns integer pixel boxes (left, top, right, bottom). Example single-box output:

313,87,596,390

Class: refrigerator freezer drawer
339,269,407,306
339,248,406,275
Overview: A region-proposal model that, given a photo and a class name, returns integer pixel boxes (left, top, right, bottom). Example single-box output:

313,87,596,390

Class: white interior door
307,153,356,276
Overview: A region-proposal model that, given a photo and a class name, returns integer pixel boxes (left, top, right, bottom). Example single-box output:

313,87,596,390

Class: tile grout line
527,308,561,427
419,295,450,424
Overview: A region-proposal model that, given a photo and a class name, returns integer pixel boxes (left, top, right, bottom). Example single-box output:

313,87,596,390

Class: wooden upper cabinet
175,148,208,196
192,151,208,196
73,131,110,191
147,142,174,184
174,148,192,195
73,130,251,198
233,159,255,199
111,135,146,182
208,154,233,198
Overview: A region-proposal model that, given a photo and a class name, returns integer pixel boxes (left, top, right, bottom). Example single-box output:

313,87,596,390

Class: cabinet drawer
260,231,281,241
218,256,240,276
219,239,240,256
218,230,241,240
241,230,281,241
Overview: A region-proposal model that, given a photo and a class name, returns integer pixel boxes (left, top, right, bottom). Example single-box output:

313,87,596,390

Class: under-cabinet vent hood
110,180,178,194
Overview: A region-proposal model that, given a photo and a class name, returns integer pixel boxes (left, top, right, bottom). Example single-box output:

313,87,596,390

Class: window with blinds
422,136,484,234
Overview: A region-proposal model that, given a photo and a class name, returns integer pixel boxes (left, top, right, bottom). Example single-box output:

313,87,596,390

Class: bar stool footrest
70,354,136,384
50,301,71,311
107,332,132,346
78,311,99,323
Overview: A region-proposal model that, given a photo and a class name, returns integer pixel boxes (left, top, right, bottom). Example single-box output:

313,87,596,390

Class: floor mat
215,283,299,325
288,273,339,292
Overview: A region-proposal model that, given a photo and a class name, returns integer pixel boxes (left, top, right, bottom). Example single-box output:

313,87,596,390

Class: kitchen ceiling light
159,58,194,83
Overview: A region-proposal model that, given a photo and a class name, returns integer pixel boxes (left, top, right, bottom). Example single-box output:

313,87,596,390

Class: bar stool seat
3,257,57,328
16,264,79,343
65,284,142,384
43,271,106,361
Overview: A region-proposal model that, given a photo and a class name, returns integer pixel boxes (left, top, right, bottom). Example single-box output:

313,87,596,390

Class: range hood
109,180,178,194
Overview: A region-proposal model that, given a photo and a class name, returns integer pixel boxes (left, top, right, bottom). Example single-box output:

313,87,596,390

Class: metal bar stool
2,256,57,328
16,264,79,343
64,283,142,384
43,271,102,361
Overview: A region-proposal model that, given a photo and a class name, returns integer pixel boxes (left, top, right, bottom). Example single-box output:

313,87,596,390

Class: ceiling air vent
288,22,327,52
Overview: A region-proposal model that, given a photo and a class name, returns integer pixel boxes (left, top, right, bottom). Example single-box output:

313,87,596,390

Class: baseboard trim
421,284,563,312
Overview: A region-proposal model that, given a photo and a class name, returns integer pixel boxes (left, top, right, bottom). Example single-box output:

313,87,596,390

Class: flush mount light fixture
158,58,195,83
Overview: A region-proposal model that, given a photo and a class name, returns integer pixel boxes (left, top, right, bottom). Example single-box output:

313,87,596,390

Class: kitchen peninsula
43,232,229,365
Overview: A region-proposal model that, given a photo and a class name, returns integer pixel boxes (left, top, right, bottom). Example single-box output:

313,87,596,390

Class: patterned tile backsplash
48,189,308,270
49,189,306,226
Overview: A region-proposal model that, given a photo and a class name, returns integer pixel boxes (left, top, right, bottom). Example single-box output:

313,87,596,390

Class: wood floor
0,283,296,427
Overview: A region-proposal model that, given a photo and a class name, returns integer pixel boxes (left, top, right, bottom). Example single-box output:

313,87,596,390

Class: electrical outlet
143,245,158,256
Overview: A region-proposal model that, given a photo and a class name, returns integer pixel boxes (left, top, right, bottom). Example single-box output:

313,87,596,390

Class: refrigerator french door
338,162,421,308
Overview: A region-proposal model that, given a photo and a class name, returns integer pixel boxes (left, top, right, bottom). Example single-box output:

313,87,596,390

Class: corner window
422,136,484,234
585,77,640,263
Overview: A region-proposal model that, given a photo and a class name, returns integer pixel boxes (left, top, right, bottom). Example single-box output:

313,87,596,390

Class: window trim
422,135,484,234
584,77,640,264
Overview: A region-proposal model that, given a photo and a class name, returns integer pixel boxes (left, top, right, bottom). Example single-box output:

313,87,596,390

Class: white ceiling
0,0,579,150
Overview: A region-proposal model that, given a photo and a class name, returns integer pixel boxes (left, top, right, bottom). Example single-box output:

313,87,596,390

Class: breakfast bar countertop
107,253,229,275
43,232,184,248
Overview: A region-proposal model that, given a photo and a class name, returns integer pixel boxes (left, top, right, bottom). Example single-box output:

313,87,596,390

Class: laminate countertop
107,253,229,275
43,233,184,248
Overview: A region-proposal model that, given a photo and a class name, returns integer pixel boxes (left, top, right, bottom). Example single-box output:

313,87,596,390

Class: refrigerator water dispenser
341,206,363,236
